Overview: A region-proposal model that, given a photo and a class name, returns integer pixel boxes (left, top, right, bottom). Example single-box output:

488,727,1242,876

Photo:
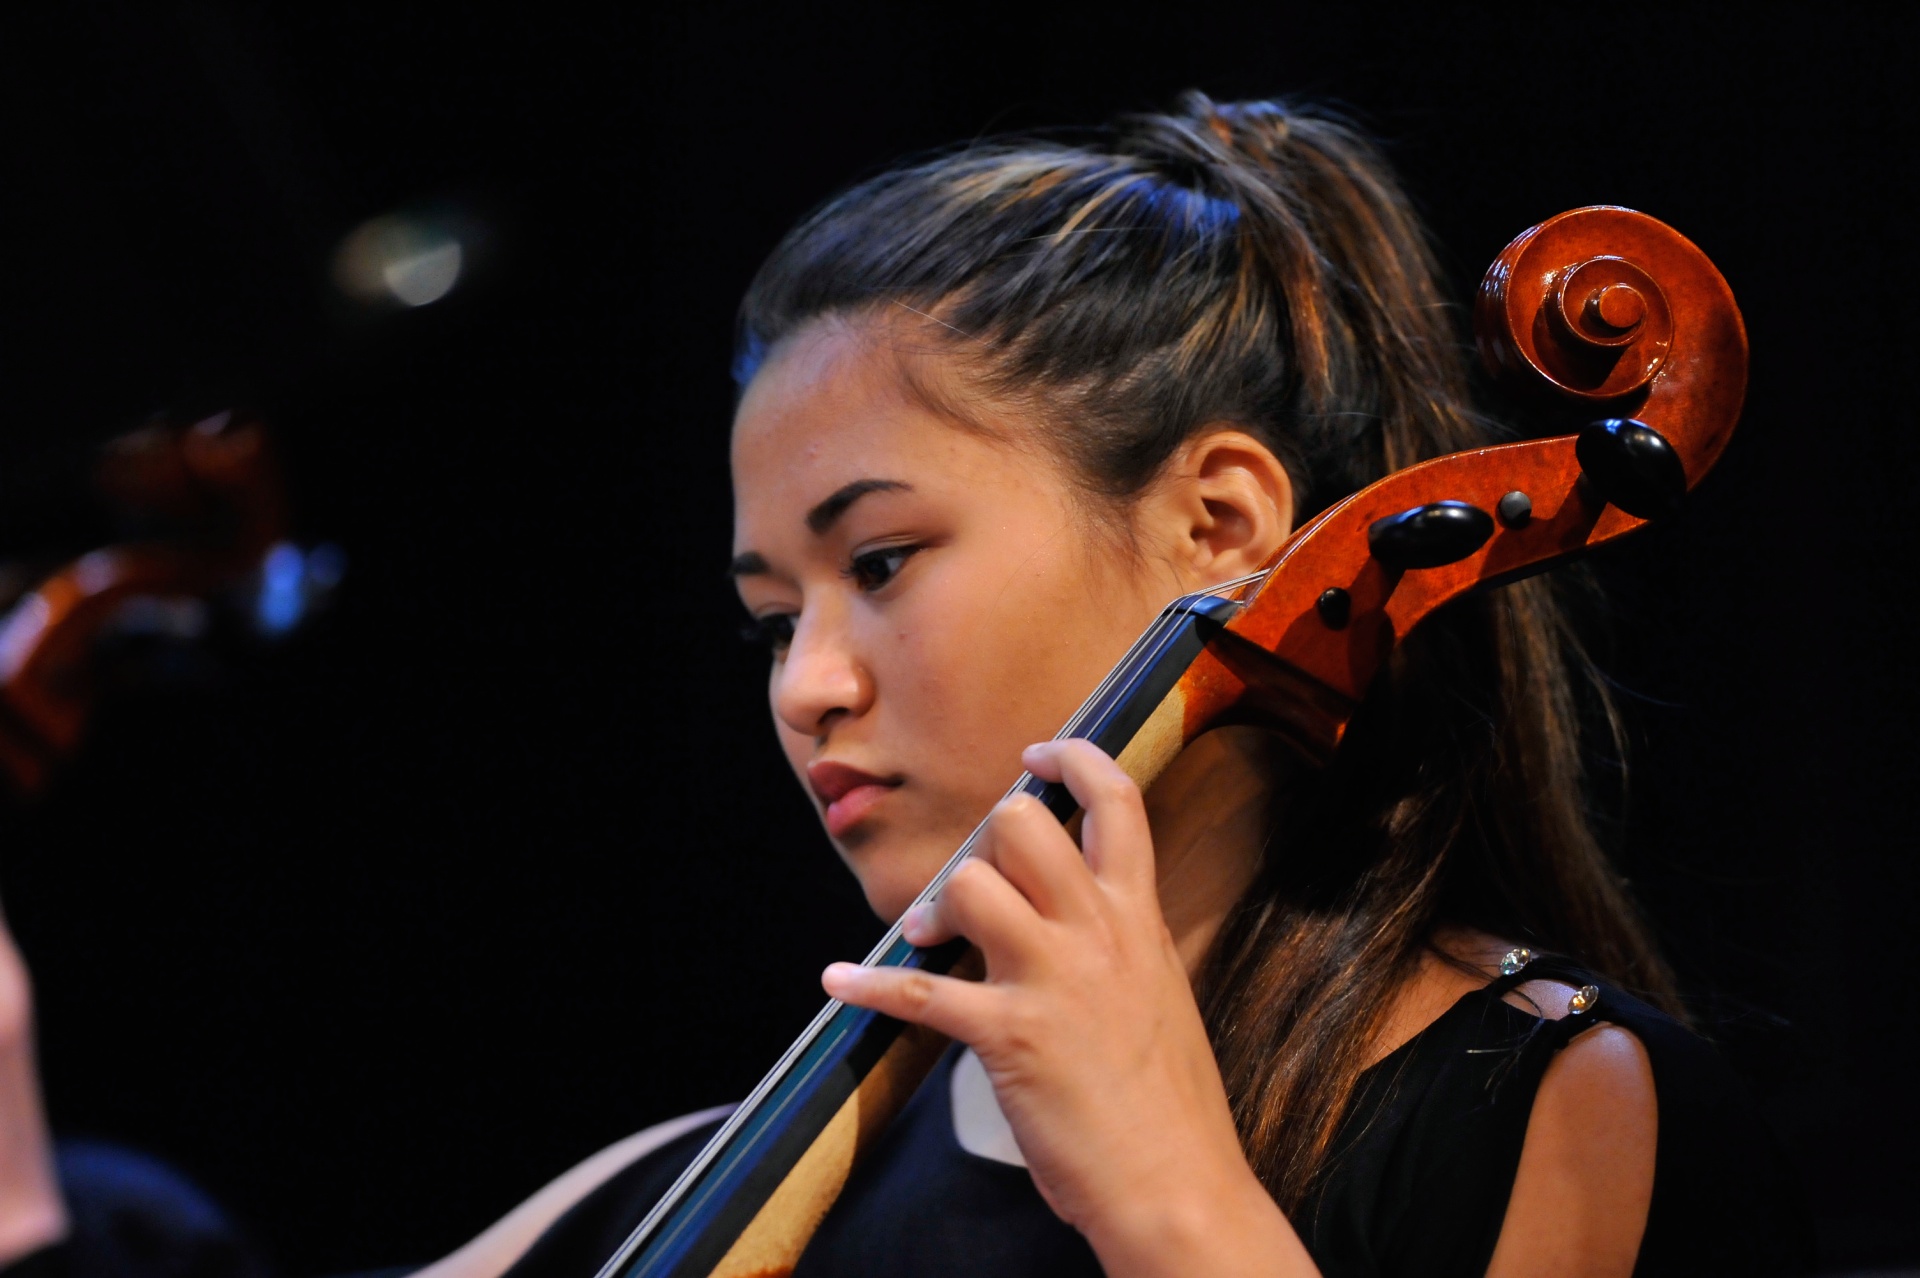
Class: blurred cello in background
0,409,339,793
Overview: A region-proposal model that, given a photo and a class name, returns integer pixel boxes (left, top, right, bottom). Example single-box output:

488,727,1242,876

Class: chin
841,835,952,924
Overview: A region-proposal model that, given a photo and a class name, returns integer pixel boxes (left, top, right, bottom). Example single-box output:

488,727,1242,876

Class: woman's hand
823,740,1315,1277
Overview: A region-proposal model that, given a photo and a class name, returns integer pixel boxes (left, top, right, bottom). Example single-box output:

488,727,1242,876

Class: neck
1142,726,1288,975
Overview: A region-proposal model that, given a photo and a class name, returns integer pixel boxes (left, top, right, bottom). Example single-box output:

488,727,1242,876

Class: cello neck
602,584,1257,1278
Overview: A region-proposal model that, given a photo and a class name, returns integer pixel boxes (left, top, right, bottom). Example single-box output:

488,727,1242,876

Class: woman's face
730,320,1188,921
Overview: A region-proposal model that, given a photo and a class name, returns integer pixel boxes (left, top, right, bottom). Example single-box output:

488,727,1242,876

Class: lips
806,760,902,839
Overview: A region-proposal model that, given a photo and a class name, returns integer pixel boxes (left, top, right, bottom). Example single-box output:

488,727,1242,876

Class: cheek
888,574,1107,792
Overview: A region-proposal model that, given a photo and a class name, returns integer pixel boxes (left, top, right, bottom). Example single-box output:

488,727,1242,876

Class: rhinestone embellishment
1568,984,1600,1015
1499,947,1534,976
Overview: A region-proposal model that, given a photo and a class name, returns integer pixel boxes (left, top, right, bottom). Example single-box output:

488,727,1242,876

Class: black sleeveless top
506,958,1809,1277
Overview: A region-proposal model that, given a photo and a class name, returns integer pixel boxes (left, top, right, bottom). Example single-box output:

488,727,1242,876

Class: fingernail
822,962,861,995
901,903,931,938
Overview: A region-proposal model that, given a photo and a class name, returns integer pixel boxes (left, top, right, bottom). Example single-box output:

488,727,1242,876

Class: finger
898,896,960,948
822,960,1000,1044
928,856,1049,975
978,791,1103,924
899,855,1043,958
1023,738,1155,894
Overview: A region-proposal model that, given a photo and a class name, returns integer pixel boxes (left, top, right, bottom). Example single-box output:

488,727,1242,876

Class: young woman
0,93,1799,1277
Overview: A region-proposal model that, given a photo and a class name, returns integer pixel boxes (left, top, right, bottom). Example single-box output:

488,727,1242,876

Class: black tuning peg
1367,501,1495,570
1575,418,1687,519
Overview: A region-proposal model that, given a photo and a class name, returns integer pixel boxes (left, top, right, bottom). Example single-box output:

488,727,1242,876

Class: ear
1138,428,1295,587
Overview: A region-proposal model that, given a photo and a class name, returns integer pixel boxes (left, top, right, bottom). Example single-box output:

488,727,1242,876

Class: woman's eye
846,545,919,592
741,613,796,652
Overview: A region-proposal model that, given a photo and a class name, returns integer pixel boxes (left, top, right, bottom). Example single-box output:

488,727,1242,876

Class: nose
771,603,873,739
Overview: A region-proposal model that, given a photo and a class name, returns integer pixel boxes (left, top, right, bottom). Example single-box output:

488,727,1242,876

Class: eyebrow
728,551,770,578
806,478,911,535
728,478,914,578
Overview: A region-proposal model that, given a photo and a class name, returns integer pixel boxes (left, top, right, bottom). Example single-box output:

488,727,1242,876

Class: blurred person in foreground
0,903,266,1278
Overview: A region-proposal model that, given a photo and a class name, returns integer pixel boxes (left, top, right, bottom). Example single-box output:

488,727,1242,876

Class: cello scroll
1166,206,1749,767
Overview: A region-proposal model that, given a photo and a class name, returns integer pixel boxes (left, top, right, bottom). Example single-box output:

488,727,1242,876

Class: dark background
0,3,1913,1272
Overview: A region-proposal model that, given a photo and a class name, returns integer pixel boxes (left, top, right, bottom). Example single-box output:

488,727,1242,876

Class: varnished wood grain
1112,683,1189,792
1178,207,1747,760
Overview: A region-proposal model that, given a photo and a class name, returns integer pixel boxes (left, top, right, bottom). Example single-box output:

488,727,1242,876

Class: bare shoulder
415,1105,732,1278
1486,1008,1657,1278
1409,929,1658,1276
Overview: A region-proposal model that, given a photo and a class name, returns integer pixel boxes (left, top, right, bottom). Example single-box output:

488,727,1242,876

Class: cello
603,205,1746,1278
0,410,337,793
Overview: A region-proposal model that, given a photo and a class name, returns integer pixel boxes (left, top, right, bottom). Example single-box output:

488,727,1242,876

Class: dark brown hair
736,92,1675,1211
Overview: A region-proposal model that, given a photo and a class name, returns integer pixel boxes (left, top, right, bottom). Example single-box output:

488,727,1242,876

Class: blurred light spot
333,212,465,308
0,594,51,682
75,549,125,595
384,240,462,306
254,541,347,636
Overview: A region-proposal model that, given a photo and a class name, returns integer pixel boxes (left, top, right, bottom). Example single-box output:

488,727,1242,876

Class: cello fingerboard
600,593,1244,1278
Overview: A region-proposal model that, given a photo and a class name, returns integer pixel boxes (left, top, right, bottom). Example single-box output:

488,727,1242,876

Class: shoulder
1305,942,1666,1277
416,1105,732,1278
1384,937,1661,1276
1358,937,1805,1274
1486,986,1657,1278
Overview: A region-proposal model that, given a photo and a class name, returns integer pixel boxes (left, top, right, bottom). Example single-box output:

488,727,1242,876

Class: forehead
730,321,1029,538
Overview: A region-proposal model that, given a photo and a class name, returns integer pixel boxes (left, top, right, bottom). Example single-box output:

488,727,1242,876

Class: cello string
865,611,1184,948
856,566,1267,966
